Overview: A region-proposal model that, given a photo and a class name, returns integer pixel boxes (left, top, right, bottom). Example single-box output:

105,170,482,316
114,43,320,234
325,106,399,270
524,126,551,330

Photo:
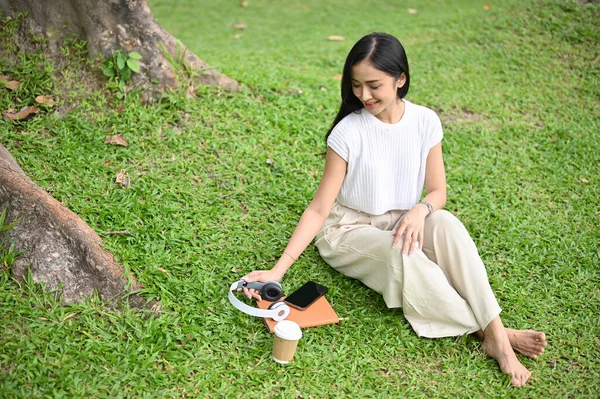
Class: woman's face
351,60,406,123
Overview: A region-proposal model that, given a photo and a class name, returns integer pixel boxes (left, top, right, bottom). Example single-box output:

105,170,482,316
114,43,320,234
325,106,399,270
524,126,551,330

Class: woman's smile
351,60,406,124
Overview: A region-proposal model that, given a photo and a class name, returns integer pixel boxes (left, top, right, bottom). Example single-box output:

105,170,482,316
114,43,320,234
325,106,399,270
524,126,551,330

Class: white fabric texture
315,202,502,338
327,100,443,215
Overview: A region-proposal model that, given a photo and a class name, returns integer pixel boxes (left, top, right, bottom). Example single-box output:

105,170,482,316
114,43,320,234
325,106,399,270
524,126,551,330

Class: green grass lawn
1,0,599,397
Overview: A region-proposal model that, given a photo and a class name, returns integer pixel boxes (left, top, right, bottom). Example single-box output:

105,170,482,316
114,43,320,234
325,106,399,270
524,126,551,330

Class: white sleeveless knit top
327,100,443,215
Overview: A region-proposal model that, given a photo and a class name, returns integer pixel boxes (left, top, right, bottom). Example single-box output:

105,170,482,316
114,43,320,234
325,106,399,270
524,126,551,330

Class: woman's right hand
239,269,284,300
235,149,345,300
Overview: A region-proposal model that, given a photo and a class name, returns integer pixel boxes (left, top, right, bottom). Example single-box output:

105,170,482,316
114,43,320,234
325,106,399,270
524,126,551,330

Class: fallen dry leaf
3,105,40,121
234,23,247,30
580,178,589,183
157,267,169,275
1,76,15,90
105,134,128,147
483,3,492,10
35,95,55,107
333,74,343,80
328,35,344,41
1,80,21,90
408,8,418,14
115,169,130,189
7,81,20,90
61,312,80,322
240,1,248,7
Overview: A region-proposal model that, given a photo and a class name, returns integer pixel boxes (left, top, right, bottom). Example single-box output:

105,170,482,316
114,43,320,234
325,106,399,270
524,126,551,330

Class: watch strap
418,201,434,215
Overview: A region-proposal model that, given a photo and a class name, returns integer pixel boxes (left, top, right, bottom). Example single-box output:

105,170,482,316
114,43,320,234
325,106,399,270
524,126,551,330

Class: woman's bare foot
506,329,547,359
474,328,547,359
482,317,532,387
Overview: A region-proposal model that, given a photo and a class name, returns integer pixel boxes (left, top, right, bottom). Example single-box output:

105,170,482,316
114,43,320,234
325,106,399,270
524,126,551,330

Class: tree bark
0,144,158,309
0,0,241,99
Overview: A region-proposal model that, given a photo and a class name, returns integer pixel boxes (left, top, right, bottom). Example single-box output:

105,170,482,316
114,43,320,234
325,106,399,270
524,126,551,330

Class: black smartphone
284,281,328,310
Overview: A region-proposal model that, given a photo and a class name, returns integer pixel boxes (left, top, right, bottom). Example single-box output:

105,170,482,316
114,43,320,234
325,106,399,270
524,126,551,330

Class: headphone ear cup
268,301,290,321
261,282,283,301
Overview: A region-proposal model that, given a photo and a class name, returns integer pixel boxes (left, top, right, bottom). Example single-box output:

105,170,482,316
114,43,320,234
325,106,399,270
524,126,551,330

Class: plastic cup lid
274,320,302,341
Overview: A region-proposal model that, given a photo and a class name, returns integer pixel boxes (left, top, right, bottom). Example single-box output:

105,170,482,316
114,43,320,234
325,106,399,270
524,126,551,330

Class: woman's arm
392,142,446,254
420,142,447,212
241,148,347,299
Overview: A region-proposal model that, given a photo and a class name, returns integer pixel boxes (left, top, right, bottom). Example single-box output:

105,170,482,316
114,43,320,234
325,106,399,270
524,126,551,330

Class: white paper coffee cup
272,320,302,364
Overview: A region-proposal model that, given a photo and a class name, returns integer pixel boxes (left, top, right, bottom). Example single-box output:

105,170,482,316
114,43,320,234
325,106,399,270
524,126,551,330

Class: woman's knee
428,209,457,225
426,210,468,235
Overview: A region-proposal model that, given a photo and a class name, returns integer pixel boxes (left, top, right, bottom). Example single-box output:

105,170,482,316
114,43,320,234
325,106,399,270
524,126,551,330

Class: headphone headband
228,281,290,322
233,281,270,291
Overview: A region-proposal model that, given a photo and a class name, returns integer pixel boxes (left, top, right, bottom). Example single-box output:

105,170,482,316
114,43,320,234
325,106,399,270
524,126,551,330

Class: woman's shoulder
330,110,366,137
405,100,440,121
404,101,444,142
338,109,367,127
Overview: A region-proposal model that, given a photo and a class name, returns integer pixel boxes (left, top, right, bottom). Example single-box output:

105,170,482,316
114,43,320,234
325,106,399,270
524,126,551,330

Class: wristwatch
418,201,433,216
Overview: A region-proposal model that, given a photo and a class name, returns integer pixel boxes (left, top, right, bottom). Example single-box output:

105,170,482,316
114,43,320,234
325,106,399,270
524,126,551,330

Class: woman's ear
396,73,407,89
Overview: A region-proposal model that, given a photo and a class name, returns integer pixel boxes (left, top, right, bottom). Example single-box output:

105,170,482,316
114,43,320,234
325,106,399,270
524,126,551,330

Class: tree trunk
0,144,158,309
0,0,240,99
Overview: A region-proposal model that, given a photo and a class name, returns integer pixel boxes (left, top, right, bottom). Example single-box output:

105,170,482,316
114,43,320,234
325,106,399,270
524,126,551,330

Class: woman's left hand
392,205,429,254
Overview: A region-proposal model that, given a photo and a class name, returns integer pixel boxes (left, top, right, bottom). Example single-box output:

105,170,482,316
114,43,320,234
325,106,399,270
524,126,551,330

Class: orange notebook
256,295,339,333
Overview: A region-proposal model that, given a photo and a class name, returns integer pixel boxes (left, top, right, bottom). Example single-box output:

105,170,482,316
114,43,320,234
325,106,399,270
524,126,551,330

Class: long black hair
325,33,410,142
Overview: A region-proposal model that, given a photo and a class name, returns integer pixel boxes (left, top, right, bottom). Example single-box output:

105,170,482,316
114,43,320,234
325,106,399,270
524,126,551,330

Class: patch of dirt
0,15,111,115
435,107,488,125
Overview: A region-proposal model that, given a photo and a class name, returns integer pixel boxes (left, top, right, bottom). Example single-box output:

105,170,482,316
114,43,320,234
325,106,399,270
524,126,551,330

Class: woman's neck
375,99,405,124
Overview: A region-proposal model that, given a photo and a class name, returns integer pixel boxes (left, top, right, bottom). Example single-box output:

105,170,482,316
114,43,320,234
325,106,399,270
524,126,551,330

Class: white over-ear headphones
228,281,291,322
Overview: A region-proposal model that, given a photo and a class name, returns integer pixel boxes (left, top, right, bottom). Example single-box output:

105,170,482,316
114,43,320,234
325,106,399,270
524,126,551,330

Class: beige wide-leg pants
315,202,502,338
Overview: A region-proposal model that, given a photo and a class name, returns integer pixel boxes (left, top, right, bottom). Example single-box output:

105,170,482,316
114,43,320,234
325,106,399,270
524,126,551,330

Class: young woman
240,32,546,387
